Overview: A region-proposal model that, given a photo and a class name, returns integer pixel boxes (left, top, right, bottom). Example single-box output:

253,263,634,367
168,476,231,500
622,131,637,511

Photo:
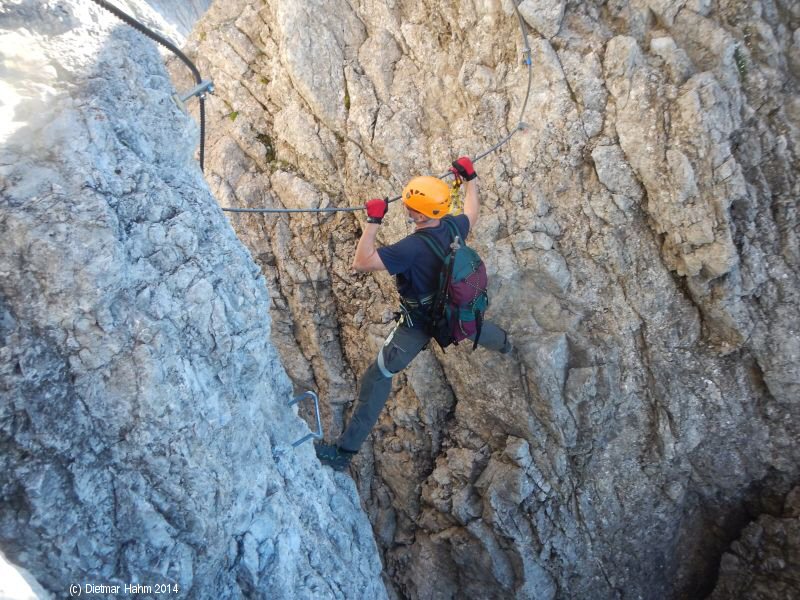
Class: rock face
0,2,384,598
141,0,212,39
183,0,800,598
709,487,800,600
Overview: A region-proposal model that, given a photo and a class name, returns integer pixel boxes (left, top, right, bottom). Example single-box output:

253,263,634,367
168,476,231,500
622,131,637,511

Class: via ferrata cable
88,0,210,172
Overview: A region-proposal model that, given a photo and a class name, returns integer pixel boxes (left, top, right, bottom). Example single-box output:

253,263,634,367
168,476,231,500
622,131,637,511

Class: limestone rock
0,2,384,598
708,487,800,600
591,143,644,217
185,0,799,597
519,0,566,39
0,549,51,600
650,36,694,84
142,0,212,38
4,0,798,599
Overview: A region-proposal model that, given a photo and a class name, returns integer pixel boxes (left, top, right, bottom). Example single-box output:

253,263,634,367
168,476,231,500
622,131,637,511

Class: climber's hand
365,198,389,224
450,156,477,182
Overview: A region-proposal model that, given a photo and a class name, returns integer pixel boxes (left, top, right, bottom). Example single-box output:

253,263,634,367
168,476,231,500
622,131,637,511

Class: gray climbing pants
338,317,511,453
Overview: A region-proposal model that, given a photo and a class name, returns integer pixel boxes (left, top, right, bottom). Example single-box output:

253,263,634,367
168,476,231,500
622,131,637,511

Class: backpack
415,219,489,350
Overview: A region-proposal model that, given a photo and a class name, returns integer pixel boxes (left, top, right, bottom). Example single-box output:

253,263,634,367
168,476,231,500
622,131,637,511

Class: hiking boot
314,443,356,472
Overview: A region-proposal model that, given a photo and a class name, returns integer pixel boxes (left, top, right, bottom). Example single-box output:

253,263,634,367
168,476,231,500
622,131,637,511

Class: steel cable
88,0,208,171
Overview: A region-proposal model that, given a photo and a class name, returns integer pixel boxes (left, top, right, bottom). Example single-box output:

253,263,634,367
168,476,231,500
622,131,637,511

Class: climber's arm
352,223,387,272
462,178,479,228
452,157,479,228
353,199,389,272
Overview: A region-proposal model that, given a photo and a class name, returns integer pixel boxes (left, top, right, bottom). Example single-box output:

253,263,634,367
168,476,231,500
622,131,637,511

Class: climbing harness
87,0,213,172
220,0,533,214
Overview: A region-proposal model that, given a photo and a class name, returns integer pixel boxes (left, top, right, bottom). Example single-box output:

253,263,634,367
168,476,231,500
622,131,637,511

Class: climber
315,157,512,471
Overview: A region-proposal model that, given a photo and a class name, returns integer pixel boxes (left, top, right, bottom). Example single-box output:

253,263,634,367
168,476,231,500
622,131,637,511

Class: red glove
365,198,388,224
450,156,477,182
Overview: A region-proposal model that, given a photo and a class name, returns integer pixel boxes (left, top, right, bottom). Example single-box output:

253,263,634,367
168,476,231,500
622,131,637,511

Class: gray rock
519,0,566,39
591,143,644,217
643,0,684,27
650,35,695,84
273,0,366,134
6,1,797,599
708,487,800,600
0,2,385,598
141,0,211,38
0,548,51,600
190,4,799,596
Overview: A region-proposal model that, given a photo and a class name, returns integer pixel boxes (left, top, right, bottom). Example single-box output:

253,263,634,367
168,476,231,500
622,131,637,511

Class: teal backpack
415,219,489,350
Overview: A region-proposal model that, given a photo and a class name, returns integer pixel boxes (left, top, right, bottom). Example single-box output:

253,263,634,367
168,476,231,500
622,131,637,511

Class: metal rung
287,391,323,447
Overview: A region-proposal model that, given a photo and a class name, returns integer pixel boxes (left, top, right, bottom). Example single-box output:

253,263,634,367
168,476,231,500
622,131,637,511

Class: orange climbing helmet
402,176,451,219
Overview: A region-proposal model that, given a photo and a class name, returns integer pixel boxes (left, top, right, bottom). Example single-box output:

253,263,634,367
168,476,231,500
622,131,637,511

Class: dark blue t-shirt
377,214,470,300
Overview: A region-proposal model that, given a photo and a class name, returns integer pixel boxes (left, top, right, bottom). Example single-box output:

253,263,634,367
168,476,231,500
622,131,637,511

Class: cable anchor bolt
172,80,215,113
